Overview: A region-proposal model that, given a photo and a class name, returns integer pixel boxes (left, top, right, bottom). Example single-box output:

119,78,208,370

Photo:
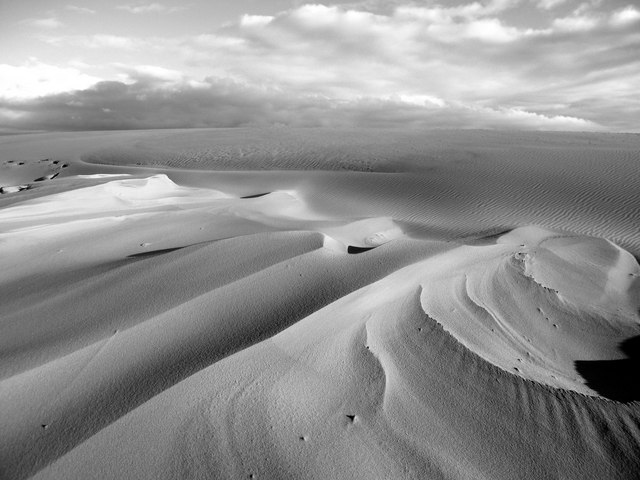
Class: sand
0,128,639,479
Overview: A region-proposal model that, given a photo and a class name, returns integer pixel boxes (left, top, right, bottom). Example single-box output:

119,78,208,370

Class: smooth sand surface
1,128,639,479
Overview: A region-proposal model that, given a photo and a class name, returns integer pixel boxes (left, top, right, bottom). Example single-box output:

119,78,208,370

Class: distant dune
1,128,639,480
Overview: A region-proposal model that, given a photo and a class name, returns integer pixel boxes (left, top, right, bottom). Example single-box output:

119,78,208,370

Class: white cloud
395,0,520,22
537,0,568,10
397,94,446,108
120,64,187,83
470,105,597,130
65,5,97,14
240,14,275,27
116,3,185,14
0,60,101,100
572,0,604,16
610,6,640,27
23,16,63,28
464,18,520,43
44,34,143,50
90,35,141,49
68,59,93,69
552,14,600,31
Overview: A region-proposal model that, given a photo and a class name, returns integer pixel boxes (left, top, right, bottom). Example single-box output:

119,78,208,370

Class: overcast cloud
1,0,639,131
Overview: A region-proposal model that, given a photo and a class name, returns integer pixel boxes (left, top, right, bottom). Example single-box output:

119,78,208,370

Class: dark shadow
241,192,270,199
33,173,59,182
461,227,513,246
127,247,184,259
347,245,376,254
575,335,640,403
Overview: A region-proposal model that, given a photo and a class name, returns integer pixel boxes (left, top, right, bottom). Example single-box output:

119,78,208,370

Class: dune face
421,226,639,395
0,128,639,480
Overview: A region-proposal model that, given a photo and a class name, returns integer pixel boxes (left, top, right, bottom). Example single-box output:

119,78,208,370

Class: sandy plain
0,128,639,479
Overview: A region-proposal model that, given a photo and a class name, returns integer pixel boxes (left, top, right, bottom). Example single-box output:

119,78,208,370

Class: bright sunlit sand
1,128,639,480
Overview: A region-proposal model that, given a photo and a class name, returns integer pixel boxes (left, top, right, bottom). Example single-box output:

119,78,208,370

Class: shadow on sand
127,247,185,259
575,335,640,403
347,245,376,254
241,192,270,199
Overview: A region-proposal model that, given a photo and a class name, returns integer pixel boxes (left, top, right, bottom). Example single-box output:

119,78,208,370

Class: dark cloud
0,76,600,131
1,78,287,130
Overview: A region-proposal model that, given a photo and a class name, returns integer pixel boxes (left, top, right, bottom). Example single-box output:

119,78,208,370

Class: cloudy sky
1,0,638,132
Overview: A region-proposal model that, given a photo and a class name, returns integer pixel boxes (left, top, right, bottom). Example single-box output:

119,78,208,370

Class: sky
0,0,638,132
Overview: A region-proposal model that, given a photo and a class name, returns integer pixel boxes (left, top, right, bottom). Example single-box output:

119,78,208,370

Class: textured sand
0,128,639,479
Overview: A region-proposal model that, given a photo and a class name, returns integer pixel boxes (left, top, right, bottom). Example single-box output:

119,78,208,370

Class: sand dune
0,128,639,479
